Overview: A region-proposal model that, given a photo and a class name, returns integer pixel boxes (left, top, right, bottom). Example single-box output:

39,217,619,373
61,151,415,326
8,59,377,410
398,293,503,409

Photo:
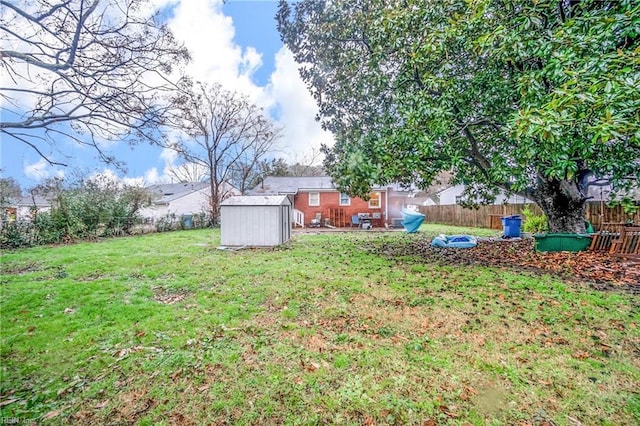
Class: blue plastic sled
402,209,425,233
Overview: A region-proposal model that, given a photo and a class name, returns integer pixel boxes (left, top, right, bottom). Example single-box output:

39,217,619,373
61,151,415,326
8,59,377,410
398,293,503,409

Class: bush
1,221,34,249
522,205,548,233
33,212,63,245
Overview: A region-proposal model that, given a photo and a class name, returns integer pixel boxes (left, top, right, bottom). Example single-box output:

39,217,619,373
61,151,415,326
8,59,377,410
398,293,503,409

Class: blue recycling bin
182,214,193,229
501,215,522,238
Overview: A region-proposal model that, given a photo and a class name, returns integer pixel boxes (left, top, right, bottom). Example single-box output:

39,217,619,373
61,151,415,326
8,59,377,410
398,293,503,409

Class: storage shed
220,195,292,247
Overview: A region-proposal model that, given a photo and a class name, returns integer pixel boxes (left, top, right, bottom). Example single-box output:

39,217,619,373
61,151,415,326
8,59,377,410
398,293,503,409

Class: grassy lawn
1,226,638,425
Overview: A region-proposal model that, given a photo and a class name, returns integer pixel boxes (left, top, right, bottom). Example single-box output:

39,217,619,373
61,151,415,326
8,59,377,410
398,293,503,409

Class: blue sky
0,0,331,190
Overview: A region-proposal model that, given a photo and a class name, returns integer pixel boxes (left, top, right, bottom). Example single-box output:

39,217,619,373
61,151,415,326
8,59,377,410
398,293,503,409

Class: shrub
522,205,548,233
0,221,34,249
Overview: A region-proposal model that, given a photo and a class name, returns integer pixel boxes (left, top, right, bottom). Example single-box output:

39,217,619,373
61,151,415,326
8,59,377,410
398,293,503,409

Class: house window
455,195,462,204
339,192,350,206
308,192,320,206
368,192,381,208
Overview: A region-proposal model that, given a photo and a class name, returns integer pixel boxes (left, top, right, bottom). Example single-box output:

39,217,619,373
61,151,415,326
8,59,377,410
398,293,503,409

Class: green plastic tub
533,233,593,252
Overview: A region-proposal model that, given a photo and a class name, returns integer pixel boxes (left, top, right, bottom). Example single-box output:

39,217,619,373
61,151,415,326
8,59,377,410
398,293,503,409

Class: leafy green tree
278,0,640,232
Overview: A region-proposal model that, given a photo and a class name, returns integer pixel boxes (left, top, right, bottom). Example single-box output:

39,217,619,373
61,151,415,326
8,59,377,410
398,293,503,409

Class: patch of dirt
152,286,190,304
2,262,41,275
366,237,640,291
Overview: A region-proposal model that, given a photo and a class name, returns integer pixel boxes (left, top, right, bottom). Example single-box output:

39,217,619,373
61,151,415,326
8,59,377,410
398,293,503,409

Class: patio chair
310,213,322,228
351,215,360,227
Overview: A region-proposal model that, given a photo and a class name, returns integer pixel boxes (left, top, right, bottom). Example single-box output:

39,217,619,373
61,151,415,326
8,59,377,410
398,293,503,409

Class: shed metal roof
221,195,291,206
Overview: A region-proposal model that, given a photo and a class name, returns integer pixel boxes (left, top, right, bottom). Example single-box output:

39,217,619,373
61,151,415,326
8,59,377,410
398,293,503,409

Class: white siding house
220,195,291,247
433,184,534,205
2,195,52,224
139,182,239,220
16,195,52,219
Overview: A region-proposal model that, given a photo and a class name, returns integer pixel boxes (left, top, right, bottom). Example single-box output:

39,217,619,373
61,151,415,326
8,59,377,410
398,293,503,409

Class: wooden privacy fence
418,202,640,230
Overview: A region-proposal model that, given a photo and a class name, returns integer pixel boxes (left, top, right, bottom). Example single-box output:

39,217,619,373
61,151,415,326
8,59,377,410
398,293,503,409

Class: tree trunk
210,180,220,227
534,177,587,233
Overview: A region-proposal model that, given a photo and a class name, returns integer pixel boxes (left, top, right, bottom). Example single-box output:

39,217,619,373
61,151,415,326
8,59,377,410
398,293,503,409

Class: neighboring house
2,195,52,222
248,176,388,228
430,182,639,206
138,182,240,220
585,181,640,203
428,184,534,206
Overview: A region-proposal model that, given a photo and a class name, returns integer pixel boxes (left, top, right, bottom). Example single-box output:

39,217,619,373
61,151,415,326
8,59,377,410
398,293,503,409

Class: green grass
1,226,639,425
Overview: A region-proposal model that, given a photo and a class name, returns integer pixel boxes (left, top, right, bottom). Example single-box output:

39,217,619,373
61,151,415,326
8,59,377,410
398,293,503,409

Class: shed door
282,205,290,242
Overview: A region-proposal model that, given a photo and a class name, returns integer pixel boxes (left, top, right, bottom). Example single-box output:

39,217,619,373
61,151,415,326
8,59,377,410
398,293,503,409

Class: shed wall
221,205,290,246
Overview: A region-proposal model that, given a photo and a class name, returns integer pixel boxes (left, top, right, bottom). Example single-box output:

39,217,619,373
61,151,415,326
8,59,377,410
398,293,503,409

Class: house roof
221,195,291,206
19,195,51,206
249,176,387,195
147,182,209,204
8,195,52,207
249,176,335,194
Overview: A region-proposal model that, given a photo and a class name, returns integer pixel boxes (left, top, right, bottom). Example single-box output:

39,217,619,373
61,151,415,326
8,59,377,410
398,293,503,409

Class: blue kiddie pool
431,234,478,248
402,209,425,233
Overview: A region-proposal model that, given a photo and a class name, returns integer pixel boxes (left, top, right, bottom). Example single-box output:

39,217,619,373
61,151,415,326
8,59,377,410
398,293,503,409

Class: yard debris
42,409,62,420
152,286,189,304
113,346,162,359
367,237,639,289
0,398,18,407
94,400,110,410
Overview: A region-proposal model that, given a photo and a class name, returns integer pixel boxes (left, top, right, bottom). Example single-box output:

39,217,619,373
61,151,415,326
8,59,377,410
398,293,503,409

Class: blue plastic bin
501,215,522,238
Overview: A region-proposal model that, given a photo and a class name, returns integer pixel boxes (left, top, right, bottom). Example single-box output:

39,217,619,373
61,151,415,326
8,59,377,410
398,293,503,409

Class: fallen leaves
368,238,640,289
112,346,161,359
94,399,110,409
42,409,62,420
572,351,590,360
152,286,190,304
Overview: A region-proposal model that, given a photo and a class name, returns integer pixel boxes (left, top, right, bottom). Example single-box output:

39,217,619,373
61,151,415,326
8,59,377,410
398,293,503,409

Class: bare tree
242,154,325,192
0,176,22,206
166,162,208,183
0,0,189,166
287,147,325,177
229,136,281,194
166,80,280,224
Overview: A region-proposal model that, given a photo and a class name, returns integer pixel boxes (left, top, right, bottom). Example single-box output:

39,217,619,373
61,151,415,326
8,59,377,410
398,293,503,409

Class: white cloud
87,169,124,189
122,176,147,187
265,47,334,161
160,148,179,168
135,1,334,183
23,158,64,182
165,0,263,99
144,168,162,184
23,160,48,181
137,147,187,185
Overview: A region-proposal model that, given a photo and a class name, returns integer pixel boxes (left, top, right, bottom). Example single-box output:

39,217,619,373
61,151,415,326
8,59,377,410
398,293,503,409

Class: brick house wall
294,190,386,227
